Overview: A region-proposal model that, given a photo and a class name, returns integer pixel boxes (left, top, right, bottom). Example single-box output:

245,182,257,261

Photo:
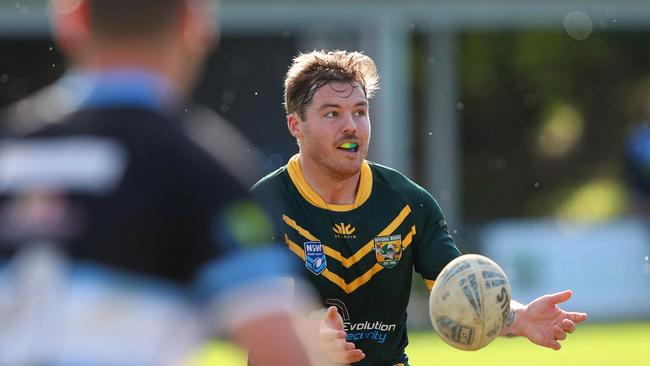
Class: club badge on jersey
304,241,327,275
373,234,402,268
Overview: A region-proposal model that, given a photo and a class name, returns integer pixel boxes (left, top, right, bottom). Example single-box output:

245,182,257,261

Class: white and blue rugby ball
429,254,512,351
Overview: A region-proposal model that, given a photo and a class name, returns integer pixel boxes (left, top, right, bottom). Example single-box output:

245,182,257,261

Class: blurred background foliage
451,31,650,222
2,30,650,224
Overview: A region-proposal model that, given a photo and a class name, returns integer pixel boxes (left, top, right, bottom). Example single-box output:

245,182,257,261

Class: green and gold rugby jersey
252,155,461,366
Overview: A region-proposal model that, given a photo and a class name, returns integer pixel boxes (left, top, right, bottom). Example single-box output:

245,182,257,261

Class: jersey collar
286,154,372,212
74,68,182,113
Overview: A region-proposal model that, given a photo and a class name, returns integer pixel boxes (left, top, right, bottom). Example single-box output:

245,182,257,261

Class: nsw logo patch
373,234,402,269
304,241,327,275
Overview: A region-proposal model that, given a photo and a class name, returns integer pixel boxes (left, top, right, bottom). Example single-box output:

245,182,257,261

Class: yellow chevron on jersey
282,205,412,268
251,157,462,366
285,226,417,294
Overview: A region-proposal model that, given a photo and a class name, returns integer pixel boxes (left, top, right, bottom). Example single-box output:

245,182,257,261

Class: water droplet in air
563,11,593,41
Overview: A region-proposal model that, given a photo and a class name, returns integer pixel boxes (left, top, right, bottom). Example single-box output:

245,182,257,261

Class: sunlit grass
190,322,650,365
408,322,650,366
187,341,247,366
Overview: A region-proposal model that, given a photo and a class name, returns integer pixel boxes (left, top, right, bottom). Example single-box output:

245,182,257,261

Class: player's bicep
415,230,461,286
412,190,461,284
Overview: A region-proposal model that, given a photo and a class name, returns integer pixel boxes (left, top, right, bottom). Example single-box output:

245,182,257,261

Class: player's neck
84,41,191,96
298,156,360,205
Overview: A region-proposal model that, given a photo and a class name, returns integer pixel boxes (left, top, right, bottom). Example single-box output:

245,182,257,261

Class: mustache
334,133,359,146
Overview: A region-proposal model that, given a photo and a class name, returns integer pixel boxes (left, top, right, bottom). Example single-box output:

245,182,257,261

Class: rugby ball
429,254,511,351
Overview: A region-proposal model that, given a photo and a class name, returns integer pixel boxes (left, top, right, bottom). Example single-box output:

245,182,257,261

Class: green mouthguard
340,142,358,149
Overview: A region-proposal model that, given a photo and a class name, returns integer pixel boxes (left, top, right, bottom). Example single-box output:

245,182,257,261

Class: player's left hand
515,290,588,350
319,306,365,363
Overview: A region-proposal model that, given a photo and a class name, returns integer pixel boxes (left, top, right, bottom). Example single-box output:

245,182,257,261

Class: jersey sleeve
411,186,461,289
172,146,304,333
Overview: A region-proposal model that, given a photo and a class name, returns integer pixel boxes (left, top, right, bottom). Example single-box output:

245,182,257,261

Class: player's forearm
500,300,525,337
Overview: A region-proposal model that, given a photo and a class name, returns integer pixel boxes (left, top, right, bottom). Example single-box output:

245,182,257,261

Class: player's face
296,81,371,179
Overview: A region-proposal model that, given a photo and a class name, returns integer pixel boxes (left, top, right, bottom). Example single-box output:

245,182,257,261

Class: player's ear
50,0,92,60
181,0,219,58
287,113,303,138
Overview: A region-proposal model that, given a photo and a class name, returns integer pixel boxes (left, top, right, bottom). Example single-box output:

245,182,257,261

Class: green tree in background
457,31,650,221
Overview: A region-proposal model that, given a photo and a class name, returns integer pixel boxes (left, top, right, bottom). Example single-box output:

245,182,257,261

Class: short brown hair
88,0,216,38
284,50,380,119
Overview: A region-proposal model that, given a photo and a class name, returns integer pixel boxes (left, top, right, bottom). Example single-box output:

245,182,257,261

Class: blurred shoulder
251,164,290,193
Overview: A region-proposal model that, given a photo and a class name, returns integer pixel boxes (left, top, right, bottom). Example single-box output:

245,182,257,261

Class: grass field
189,322,650,365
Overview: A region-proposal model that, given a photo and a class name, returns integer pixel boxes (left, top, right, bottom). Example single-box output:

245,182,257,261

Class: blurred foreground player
625,122,650,214
0,0,313,365
252,50,589,365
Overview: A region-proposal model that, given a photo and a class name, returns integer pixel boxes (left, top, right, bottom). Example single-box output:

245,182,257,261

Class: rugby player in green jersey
252,50,588,366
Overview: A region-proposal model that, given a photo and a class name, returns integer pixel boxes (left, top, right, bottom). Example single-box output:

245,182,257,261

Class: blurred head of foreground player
51,0,217,98
0,1,327,365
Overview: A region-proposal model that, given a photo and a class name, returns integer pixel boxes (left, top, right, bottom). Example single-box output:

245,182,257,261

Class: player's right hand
319,306,365,364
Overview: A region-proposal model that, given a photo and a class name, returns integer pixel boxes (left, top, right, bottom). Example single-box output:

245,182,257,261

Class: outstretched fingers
553,325,567,341
319,306,366,363
320,338,365,363
320,328,347,342
547,290,573,305
561,319,576,334
566,311,588,324
320,337,352,353
329,348,366,363
550,339,562,350
533,331,561,351
323,306,344,329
